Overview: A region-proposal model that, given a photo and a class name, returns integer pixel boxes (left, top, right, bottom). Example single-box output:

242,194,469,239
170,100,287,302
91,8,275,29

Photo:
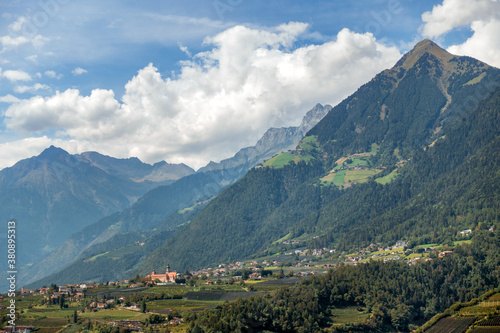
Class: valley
1,39,499,332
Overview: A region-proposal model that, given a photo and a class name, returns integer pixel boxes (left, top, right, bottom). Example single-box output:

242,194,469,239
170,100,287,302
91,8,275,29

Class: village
0,227,482,332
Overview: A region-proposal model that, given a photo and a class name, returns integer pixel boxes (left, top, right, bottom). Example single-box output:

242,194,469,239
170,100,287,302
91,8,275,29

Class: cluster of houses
341,240,460,266
13,279,139,301
284,247,335,256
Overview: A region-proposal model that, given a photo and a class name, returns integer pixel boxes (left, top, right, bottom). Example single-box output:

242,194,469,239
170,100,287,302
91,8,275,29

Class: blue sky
0,0,499,169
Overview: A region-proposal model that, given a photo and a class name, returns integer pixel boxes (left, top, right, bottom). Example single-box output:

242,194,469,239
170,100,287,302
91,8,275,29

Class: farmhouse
439,251,454,258
146,265,178,283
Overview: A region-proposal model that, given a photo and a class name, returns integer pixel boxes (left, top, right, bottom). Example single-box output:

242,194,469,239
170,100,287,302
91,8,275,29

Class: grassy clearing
263,153,298,168
329,307,370,325
465,72,487,86
84,252,109,262
299,135,319,151
375,169,399,185
454,240,473,246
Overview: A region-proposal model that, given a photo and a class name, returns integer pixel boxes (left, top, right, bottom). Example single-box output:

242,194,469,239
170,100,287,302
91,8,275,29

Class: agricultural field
421,289,500,333
425,317,476,333
344,169,382,183
146,299,218,313
469,328,500,333
321,146,383,188
183,290,263,301
477,316,500,327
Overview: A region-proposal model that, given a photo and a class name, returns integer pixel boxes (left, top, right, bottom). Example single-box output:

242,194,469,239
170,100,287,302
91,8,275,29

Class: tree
141,300,147,313
73,310,78,323
59,294,65,309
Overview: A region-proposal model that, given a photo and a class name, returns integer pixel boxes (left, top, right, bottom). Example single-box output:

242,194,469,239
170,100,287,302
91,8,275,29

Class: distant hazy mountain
199,103,331,173
0,147,194,268
25,103,330,288
79,152,194,182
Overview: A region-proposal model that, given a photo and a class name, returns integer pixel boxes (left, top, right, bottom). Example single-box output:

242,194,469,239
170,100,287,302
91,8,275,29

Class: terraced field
425,317,476,333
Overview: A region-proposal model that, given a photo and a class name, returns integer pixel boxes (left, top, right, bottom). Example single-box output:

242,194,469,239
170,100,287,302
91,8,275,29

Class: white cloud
421,0,500,38
447,19,500,68
2,24,401,170
1,69,32,82
420,0,500,68
5,89,120,134
0,34,47,52
45,70,63,79
8,16,27,32
0,94,20,103
26,55,38,63
14,83,50,94
0,35,30,50
72,67,88,75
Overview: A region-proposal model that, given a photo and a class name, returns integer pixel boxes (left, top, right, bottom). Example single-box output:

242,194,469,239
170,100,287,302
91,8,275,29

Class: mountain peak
38,145,70,160
396,39,454,70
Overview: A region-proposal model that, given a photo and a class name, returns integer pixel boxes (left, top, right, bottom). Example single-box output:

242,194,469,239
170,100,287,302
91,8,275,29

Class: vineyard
477,316,500,327
425,317,476,333
469,328,500,333
183,290,263,301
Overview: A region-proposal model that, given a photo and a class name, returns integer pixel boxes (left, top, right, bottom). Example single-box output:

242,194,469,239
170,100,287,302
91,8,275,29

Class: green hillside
138,40,500,274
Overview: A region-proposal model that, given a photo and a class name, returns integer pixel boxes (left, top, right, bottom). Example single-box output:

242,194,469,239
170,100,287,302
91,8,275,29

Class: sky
0,0,499,170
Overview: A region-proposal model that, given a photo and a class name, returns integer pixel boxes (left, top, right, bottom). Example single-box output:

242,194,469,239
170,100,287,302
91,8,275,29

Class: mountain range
5,103,329,289
9,39,499,332
24,40,500,290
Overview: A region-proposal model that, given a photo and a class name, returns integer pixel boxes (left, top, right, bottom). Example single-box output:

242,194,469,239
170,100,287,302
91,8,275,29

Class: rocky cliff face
198,103,331,173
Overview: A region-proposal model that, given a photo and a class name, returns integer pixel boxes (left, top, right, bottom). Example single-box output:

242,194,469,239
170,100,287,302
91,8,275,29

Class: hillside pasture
263,153,299,168
329,307,370,325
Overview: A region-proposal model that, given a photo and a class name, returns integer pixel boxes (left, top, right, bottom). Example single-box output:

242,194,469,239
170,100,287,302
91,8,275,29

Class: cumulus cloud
0,69,32,82
447,19,500,68
5,89,120,134
421,0,500,68
2,24,401,170
72,67,88,75
421,0,500,38
14,83,50,94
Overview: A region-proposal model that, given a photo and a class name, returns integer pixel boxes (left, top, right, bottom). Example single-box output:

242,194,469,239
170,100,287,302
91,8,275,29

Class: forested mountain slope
139,39,500,273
